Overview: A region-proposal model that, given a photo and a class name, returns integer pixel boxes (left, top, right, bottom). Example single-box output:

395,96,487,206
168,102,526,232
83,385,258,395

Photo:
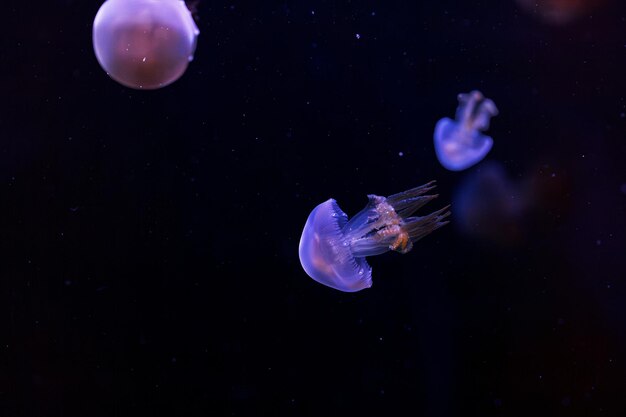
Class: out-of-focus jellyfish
434,90,498,171
93,0,199,89
453,161,569,246
299,181,450,292
516,0,607,25
453,162,526,245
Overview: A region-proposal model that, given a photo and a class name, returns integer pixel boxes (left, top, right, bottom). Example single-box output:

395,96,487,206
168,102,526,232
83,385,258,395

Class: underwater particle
93,0,199,89
298,181,450,292
434,90,498,171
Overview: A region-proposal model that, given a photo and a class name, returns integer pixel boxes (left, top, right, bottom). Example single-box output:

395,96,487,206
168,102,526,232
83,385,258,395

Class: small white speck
398,151,404,157
142,57,146,62
355,33,361,39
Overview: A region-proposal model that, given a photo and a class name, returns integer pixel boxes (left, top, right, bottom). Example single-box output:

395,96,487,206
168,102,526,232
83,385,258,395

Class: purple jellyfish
93,0,199,89
434,90,498,171
299,181,450,292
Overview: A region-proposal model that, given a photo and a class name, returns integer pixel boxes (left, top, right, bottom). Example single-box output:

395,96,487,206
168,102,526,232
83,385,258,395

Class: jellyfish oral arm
345,182,449,257
472,99,499,131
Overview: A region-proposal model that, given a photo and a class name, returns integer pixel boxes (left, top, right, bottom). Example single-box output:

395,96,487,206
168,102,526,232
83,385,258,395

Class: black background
3,0,626,416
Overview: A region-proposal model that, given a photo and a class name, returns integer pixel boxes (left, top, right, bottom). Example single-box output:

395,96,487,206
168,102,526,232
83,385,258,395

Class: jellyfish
454,161,571,246
93,0,200,89
453,162,526,245
516,0,607,25
434,90,498,171
298,181,450,292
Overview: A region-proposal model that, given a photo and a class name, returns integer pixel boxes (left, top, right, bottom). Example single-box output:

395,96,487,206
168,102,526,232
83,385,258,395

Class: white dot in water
355,33,361,39
398,151,404,157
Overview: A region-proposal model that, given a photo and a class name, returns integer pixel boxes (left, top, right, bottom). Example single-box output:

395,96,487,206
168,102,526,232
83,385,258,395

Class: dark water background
2,0,626,416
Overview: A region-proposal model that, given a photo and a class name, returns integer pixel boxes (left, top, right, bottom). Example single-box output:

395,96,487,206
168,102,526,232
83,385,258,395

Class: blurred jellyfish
93,0,199,89
453,162,526,245
453,161,569,245
516,0,607,25
299,181,450,292
434,90,499,171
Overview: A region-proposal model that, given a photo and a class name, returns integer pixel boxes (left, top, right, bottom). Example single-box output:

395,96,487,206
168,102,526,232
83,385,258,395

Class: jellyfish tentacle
401,204,451,245
391,194,439,218
387,180,436,204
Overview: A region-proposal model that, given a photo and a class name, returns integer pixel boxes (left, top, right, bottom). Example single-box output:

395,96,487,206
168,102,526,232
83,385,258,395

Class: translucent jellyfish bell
434,90,498,171
299,181,450,292
93,0,200,90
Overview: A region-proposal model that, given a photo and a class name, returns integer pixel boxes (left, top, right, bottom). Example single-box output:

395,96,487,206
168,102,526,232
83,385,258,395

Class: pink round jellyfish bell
93,0,200,90
299,181,450,292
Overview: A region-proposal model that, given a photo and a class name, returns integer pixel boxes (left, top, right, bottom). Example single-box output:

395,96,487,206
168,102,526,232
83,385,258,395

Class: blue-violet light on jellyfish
93,0,199,89
434,90,498,171
299,181,450,292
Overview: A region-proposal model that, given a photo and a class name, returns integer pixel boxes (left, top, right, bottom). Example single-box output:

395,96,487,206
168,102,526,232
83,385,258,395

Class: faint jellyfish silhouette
454,161,569,246
299,181,450,292
453,162,526,245
93,0,199,89
434,90,498,171
516,0,608,25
